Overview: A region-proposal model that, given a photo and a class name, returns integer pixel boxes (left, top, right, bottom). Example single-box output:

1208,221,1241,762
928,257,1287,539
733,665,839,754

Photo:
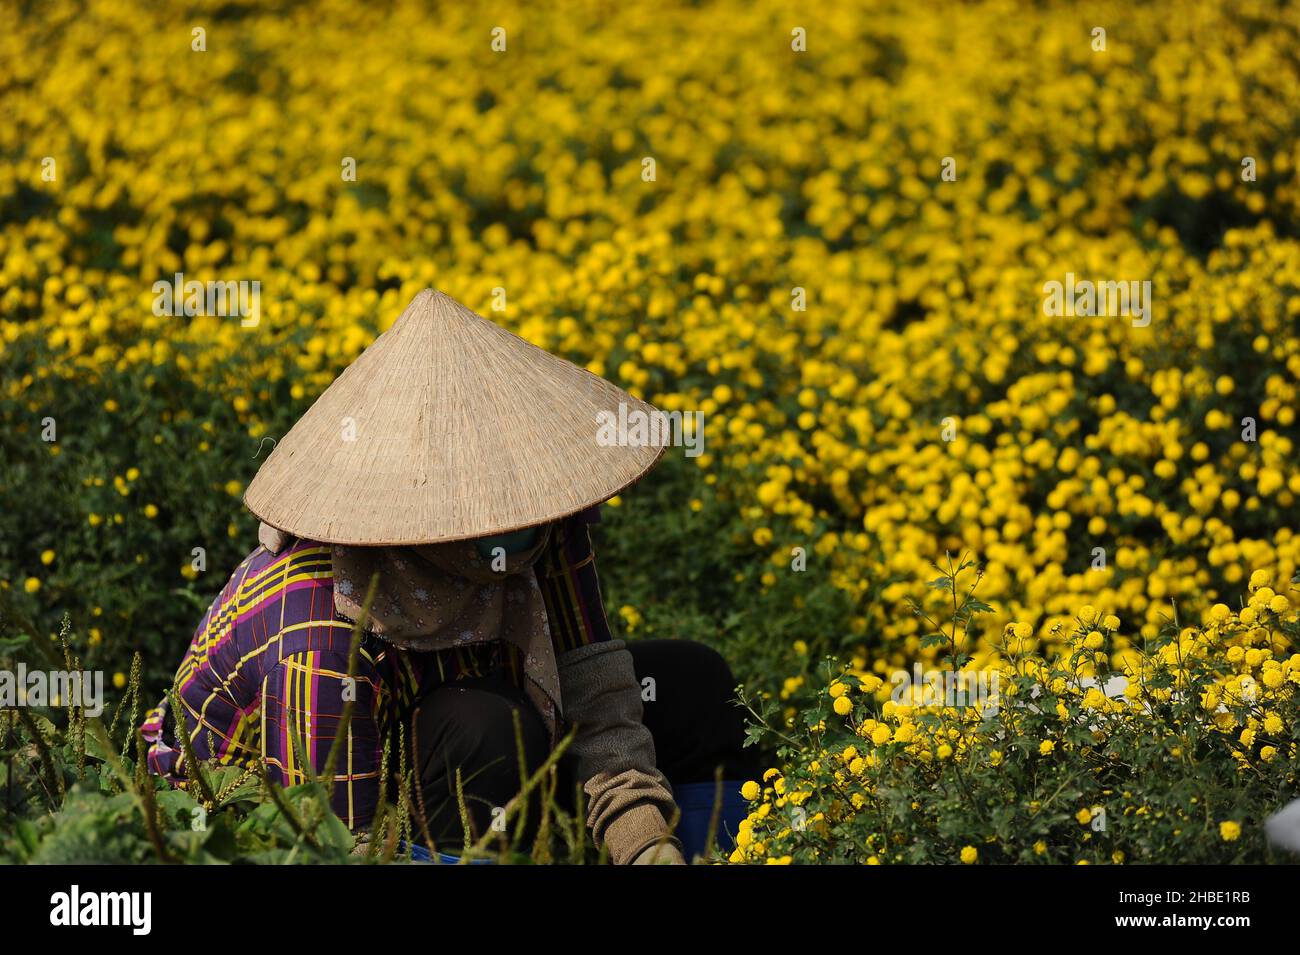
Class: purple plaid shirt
143,508,613,829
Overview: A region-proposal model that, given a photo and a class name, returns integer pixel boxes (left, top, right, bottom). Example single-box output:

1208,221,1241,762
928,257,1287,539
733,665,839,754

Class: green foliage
732,560,1300,864
0,616,604,864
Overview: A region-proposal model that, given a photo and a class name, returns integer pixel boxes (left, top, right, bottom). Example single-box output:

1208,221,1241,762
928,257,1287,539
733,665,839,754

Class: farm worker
142,289,754,864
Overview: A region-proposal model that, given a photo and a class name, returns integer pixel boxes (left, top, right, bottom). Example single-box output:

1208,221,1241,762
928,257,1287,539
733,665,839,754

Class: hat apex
244,288,665,545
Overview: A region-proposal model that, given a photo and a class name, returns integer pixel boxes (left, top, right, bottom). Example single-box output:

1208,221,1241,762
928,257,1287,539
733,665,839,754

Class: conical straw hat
244,289,667,545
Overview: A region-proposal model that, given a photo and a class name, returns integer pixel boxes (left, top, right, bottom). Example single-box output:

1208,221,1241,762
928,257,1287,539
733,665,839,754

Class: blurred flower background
2,0,1299,862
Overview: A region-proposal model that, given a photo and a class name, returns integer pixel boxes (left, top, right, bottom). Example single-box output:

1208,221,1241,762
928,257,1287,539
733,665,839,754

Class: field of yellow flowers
2,0,1300,863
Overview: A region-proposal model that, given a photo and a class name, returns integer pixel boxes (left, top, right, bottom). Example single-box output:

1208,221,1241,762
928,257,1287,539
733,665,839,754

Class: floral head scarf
262,521,562,742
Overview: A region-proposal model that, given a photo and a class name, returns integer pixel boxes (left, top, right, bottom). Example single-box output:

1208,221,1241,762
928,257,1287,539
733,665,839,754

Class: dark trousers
410,639,759,848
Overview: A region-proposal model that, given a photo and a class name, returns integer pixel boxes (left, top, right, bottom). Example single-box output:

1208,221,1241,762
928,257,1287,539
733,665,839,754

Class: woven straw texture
244,289,665,544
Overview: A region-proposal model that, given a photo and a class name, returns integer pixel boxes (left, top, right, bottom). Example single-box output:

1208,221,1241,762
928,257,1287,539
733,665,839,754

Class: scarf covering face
328,526,561,742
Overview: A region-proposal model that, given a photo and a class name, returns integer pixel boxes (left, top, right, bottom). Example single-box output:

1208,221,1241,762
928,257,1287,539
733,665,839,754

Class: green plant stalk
572,779,588,864
396,720,411,861
321,575,377,790
407,715,437,856
166,686,217,807
4,710,14,821
464,728,575,860
701,765,724,862
57,616,87,782
15,706,64,806
455,767,472,858
284,719,318,787
134,728,175,863
530,765,556,864
365,803,388,859
214,763,258,806
87,717,178,862
117,652,144,772
510,707,530,847
257,760,321,851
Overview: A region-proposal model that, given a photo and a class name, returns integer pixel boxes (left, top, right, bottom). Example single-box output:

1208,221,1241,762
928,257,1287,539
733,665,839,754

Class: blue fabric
672,780,748,859
401,779,749,862
404,842,495,864
472,527,540,559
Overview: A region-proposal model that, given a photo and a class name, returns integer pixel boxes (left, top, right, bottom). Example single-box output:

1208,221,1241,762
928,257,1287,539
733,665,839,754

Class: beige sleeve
556,640,681,865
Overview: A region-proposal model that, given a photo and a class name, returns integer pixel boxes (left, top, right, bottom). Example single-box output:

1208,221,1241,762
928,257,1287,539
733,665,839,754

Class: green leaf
0,633,32,654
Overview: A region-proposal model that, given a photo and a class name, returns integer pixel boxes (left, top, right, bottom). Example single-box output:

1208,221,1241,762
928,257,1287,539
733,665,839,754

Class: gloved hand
557,640,683,865
632,842,687,865
259,522,291,554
